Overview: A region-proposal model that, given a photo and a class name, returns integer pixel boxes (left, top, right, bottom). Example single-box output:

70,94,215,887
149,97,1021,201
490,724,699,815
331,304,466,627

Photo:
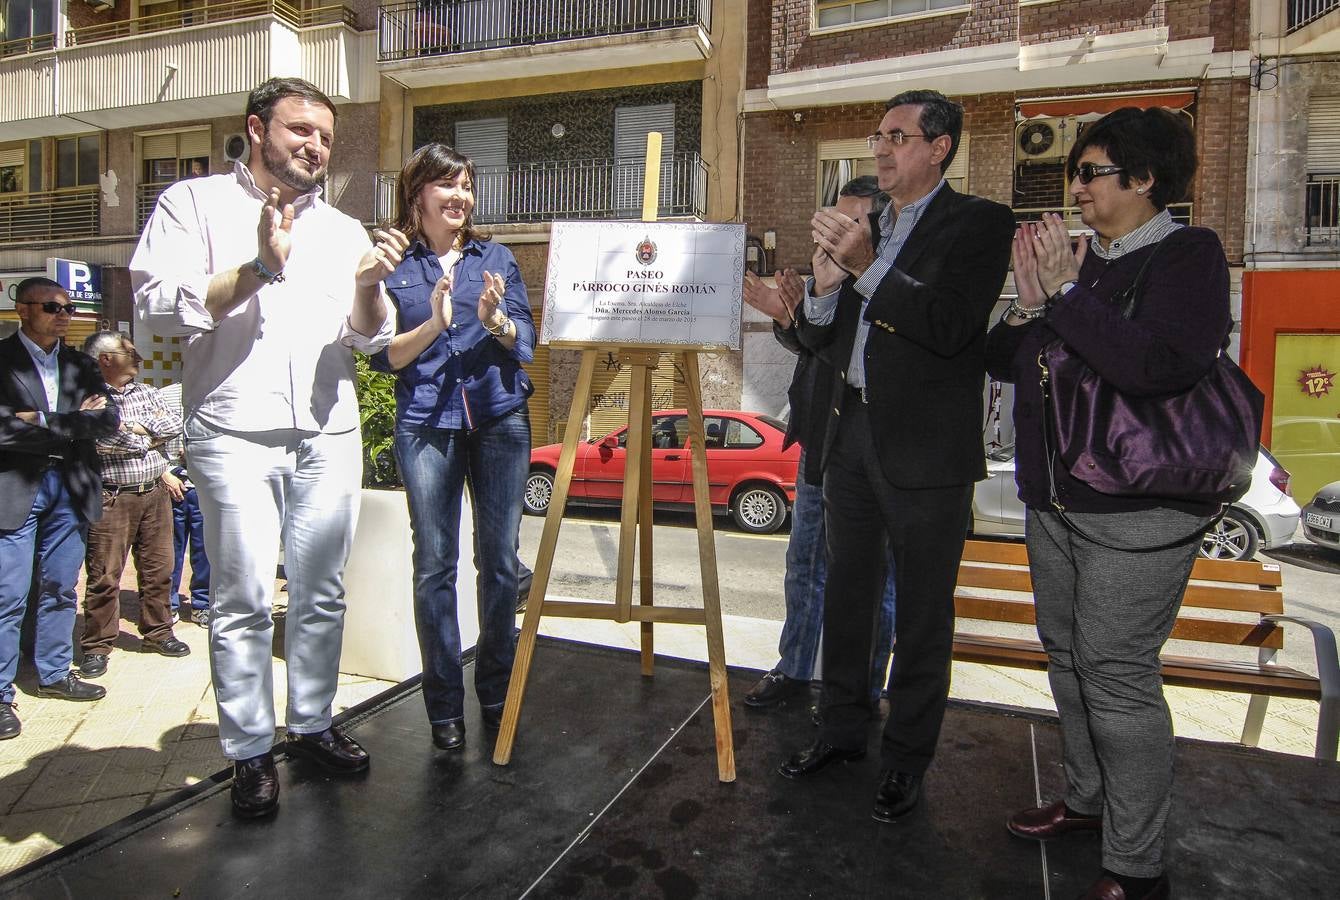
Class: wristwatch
487,316,514,338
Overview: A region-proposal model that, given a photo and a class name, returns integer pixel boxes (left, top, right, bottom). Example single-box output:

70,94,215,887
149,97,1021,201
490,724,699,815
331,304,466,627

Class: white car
1301,480,1340,553
972,446,1301,561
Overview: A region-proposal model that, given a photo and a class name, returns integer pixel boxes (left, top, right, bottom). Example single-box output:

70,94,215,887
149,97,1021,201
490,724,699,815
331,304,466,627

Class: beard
260,129,326,193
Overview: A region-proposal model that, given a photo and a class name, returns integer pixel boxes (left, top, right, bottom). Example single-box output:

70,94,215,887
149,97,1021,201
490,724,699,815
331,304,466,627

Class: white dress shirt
16,330,60,414
130,163,393,435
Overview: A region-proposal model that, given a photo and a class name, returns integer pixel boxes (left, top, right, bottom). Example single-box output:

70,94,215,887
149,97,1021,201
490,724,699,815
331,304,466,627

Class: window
703,416,763,450
56,135,100,189
2,0,54,44
815,0,965,29
0,145,23,194
454,117,508,223
1306,96,1340,247
138,129,209,229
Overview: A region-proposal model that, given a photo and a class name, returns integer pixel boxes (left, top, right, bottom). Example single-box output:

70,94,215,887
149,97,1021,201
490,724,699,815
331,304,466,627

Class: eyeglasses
105,350,143,361
866,130,933,150
20,300,78,316
1072,163,1125,185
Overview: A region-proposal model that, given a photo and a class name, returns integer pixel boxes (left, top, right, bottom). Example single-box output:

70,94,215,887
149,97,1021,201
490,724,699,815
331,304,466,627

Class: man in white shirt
132,77,405,818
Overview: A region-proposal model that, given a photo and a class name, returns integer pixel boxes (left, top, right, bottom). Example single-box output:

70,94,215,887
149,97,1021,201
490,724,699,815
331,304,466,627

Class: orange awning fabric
1017,92,1196,120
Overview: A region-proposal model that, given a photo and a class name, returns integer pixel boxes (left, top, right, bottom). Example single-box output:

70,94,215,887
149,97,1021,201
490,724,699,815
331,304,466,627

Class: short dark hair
839,175,891,217
245,78,338,128
1065,107,1197,211
393,143,490,246
15,276,65,304
887,89,963,173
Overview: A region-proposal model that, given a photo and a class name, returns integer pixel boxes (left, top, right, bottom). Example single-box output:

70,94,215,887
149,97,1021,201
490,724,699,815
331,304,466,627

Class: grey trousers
1026,507,1208,878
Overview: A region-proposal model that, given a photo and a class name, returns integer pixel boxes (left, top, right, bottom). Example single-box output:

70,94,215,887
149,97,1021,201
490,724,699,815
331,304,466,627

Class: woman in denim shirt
370,143,535,753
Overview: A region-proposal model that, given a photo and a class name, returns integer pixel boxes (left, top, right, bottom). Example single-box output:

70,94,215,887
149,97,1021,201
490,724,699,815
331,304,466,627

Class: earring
1136,188,1146,194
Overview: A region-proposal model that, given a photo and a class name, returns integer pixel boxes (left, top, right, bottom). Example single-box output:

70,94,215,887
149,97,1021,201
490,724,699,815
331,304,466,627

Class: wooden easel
491,134,736,782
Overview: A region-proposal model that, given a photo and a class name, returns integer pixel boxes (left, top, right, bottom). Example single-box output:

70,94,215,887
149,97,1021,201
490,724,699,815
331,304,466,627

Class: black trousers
818,396,973,775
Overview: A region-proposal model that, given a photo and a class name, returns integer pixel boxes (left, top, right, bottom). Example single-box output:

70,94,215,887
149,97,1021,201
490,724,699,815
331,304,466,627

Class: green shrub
355,354,401,487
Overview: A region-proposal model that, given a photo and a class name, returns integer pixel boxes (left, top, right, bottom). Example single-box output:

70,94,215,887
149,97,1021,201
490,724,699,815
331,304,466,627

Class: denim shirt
371,238,535,431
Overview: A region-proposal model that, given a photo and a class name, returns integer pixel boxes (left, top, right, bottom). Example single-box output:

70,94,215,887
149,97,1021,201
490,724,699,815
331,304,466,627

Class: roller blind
1307,96,1340,171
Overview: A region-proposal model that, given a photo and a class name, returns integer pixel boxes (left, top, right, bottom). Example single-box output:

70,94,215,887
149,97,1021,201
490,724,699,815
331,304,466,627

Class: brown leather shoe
1078,874,1170,900
232,752,278,819
285,726,369,774
1006,799,1101,840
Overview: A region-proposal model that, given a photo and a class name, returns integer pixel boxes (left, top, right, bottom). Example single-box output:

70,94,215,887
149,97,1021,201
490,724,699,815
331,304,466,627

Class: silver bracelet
1006,299,1046,321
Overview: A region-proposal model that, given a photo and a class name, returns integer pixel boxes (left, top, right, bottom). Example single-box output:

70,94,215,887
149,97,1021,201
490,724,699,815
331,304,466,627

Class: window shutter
141,133,179,160
818,138,872,161
178,130,211,160
1307,97,1340,172
455,118,508,222
614,104,676,212
0,147,24,168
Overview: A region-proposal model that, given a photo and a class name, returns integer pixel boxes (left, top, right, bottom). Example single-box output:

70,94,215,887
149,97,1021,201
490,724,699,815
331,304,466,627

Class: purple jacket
984,226,1232,515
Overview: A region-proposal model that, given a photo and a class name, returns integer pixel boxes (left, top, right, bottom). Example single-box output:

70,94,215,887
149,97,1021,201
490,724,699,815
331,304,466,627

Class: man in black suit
0,278,119,739
781,90,1015,822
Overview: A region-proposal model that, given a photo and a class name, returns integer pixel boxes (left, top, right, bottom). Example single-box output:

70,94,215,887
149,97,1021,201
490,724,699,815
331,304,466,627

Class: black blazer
0,333,119,530
796,186,1015,489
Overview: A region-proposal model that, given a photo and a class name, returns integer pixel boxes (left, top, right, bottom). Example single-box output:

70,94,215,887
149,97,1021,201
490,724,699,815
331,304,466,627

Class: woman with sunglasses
984,107,1230,900
369,144,535,753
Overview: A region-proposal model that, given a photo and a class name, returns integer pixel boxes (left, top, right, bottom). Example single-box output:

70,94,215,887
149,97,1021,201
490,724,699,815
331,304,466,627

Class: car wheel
524,469,554,516
1200,509,1259,561
731,485,787,534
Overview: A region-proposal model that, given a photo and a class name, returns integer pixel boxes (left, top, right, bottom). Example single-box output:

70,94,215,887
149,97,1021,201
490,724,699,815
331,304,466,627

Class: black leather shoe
432,721,465,751
79,653,108,679
285,726,369,774
778,740,865,779
1078,873,1170,900
1007,800,1102,841
0,703,19,740
744,669,808,708
480,703,504,732
872,770,923,822
36,673,105,701
232,753,279,819
142,637,190,657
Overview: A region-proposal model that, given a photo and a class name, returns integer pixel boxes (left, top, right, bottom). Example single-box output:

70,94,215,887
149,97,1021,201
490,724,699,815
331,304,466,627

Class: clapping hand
256,188,294,275
428,272,453,334
743,268,805,327
356,227,410,288
1029,213,1087,296
1011,226,1047,311
476,270,507,329
811,208,877,277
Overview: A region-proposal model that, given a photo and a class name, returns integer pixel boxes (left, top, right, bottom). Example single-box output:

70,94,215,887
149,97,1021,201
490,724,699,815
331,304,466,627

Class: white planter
340,487,480,682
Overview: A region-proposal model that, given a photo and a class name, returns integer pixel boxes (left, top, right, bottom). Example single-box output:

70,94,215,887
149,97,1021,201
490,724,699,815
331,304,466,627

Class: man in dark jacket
781,90,1015,823
0,278,119,739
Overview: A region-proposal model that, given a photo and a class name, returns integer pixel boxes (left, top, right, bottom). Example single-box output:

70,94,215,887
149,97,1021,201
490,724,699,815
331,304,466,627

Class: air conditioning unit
1015,117,1080,164
83,0,113,11
223,133,249,165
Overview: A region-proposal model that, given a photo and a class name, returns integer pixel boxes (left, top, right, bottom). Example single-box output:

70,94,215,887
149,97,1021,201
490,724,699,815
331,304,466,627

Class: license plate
1306,512,1334,530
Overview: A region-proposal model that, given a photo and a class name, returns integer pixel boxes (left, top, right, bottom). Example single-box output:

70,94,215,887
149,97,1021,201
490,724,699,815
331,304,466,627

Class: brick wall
747,0,772,90
1019,0,1160,44
66,0,131,31
743,82,1247,269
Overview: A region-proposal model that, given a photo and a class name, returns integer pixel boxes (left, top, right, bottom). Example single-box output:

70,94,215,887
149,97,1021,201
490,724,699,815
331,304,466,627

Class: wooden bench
951,539,1339,761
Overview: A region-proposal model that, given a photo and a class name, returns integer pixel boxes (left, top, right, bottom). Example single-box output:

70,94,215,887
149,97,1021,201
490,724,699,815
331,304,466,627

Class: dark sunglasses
1072,163,1125,185
21,300,78,315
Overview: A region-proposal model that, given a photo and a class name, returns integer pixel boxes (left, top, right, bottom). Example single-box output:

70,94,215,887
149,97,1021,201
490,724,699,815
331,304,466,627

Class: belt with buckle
38,455,65,471
104,480,159,494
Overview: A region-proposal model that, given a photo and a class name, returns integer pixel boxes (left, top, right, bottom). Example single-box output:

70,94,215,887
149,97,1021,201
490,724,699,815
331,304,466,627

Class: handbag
1037,234,1265,547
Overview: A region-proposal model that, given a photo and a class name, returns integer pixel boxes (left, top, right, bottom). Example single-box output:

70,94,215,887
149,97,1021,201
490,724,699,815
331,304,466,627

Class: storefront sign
0,270,46,310
541,221,745,349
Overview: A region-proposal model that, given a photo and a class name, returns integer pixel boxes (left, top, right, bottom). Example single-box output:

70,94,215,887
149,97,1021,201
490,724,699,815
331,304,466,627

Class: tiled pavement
0,592,1325,879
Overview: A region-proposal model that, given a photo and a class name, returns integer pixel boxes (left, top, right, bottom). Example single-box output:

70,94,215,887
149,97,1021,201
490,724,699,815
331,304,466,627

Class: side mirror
601,435,619,449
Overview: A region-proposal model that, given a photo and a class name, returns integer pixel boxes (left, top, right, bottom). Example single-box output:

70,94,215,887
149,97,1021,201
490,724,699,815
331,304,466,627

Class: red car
524,409,799,533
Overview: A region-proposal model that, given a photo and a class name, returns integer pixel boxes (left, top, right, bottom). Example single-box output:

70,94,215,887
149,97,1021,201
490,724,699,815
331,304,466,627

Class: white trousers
186,419,362,760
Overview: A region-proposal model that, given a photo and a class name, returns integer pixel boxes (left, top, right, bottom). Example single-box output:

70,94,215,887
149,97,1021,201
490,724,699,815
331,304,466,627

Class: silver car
972,446,1301,562
1301,480,1340,554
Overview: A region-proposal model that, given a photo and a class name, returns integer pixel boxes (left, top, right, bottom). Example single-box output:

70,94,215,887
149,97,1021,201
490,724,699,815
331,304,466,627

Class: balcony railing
1013,203,1193,230
1306,174,1339,247
377,0,711,62
1288,0,1340,32
66,0,356,47
0,32,55,58
376,152,708,225
0,188,100,242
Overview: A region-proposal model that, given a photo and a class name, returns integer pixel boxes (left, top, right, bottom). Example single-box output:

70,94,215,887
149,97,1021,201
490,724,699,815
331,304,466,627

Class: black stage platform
2,638,1336,899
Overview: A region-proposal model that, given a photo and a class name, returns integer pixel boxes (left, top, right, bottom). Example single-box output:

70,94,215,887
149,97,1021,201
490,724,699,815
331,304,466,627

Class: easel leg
493,350,597,766
638,404,655,677
681,352,736,782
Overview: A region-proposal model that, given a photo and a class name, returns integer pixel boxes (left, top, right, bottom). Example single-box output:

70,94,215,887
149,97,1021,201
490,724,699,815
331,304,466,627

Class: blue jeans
171,486,210,611
777,448,896,702
394,406,530,724
0,469,86,701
